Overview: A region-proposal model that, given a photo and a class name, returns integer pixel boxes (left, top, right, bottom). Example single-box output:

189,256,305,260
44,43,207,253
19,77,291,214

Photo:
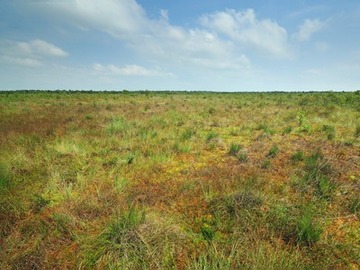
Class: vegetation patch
0,91,359,269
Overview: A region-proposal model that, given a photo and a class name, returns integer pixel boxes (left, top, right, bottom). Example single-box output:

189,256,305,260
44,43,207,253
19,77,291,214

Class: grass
0,90,359,269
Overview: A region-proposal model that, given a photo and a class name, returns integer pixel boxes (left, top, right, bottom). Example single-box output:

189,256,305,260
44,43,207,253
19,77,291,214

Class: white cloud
93,63,173,77
30,0,252,69
41,0,147,39
0,39,68,67
160,9,169,21
295,19,326,41
200,9,291,58
1,56,43,67
27,39,68,57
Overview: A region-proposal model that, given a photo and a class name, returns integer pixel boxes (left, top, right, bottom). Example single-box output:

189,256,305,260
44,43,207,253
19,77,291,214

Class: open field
0,91,359,269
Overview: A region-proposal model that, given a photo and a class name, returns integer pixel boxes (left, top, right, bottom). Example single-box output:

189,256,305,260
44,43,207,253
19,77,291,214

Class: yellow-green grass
0,90,359,269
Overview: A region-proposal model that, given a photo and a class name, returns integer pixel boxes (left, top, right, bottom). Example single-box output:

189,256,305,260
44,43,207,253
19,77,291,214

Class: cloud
37,0,147,38
295,19,326,41
24,39,68,57
0,39,68,67
200,9,290,58
93,63,173,77
27,0,252,69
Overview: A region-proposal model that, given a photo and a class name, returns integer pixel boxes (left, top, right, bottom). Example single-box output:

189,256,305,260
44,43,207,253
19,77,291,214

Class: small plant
349,197,360,217
206,131,219,142
355,125,360,138
32,194,51,213
228,143,241,156
107,117,129,135
200,223,216,241
282,126,293,134
255,123,275,135
114,177,128,193
267,145,279,158
126,154,135,165
291,151,304,162
238,151,248,163
209,192,262,219
296,204,322,246
172,142,191,154
230,129,240,136
83,205,146,267
267,204,297,243
181,128,195,141
302,151,335,199
297,111,306,126
317,175,335,200
208,107,216,114
261,159,271,169
0,161,11,193
322,125,335,140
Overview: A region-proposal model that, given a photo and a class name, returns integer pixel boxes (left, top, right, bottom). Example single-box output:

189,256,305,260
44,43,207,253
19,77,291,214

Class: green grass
0,90,359,269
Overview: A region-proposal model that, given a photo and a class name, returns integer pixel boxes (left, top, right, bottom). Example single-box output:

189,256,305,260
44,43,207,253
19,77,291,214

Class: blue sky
1,0,359,91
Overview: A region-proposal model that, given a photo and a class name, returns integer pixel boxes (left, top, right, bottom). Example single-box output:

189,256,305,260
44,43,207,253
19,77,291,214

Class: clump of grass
206,131,219,142
114,177,128,193
355,125,360,138
32,194,51,213
348,197,360,217
291,150,304,162
322,125,335,140
209,192,262,219
172,142,191,154
228,143,241,156
296,204,322,246
282,126,293,134
0,161,11,193
208,107,216,114
302,152,335,200
82,205,146,267
255,123,275,135
261,159,271,169
181,128,196,141
198,215,216,241
238,151,248,163
107,117,129,135
267,145,279,158
267,204,297,243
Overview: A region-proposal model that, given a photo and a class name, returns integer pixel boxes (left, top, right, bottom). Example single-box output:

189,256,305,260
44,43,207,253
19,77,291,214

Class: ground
0,91,359,269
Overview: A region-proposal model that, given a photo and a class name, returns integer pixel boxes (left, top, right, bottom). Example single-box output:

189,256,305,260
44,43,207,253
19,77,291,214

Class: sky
0,0,360,91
